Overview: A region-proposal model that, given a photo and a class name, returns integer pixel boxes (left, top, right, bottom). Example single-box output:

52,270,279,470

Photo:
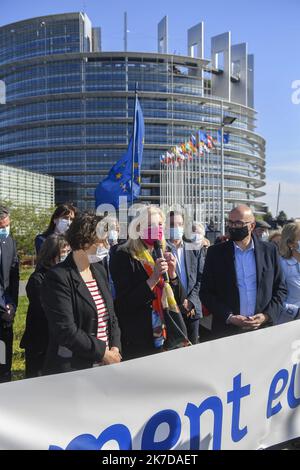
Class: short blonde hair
269,230,282,243
101,215,120,232
125,205,166,258
192,221,205,236
279,222,300,259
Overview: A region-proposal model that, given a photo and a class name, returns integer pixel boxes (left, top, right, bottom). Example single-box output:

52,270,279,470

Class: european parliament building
0,12,266,213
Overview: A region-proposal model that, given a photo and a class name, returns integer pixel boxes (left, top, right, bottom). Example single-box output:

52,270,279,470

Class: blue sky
1,0,300,217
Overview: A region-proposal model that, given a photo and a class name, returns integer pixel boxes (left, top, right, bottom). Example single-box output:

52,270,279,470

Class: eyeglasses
227,220,253,228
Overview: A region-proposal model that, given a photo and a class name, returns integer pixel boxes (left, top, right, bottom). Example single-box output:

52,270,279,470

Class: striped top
85,279,109,346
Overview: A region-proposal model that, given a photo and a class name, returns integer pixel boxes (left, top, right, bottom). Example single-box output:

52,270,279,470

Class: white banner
0,321,300,450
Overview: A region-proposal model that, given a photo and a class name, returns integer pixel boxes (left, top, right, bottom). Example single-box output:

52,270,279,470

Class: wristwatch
226,312,234,324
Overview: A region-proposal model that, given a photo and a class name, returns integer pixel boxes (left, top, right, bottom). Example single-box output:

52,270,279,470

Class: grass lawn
20,267,34,281
12,265,33,380
12,296,28,381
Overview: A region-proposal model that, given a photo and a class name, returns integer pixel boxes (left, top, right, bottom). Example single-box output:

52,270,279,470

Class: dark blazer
40,253,121,375
20,267,48,353
35,231,55,255
199,235,287,338
109,245,185,360
35,234,47,255
0,236,19,321
166,241,206,318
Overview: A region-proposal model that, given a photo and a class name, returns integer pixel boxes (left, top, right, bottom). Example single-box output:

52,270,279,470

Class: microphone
153,240,169,282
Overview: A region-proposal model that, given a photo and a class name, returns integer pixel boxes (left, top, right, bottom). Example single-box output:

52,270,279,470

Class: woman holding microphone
110,205,187,361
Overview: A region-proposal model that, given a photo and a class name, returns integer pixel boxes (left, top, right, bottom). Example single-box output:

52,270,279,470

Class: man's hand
7,304,15,315
164,252,177,279
228,315,250,328
241,313,270,330
182,299,196,317
1,304,16,324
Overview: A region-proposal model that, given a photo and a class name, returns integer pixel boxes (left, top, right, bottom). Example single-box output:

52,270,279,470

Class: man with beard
200,205,287,339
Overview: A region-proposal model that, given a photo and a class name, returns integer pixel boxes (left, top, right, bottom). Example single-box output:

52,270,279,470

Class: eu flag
95,97,144,208
217,130,230,144
199,130,208,144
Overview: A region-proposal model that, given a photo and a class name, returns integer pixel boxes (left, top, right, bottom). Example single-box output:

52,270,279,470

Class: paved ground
19,280,27,297
268,439,300,450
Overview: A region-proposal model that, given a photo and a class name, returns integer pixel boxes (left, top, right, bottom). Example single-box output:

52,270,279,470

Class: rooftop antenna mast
276,183,281,217
124,12,128,52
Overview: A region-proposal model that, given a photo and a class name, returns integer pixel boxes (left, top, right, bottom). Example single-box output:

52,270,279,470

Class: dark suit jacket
109,245,185,360
35,231,57,255
20,267,48,353
0,236,19,322
199,235,287,337
166,241,205,319
41,253,121,375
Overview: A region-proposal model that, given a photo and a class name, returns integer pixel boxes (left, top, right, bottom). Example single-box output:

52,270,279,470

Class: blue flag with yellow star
95,98,144,208
217,129,230,144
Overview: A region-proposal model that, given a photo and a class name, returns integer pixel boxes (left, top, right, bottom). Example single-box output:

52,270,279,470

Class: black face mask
228,225,249,241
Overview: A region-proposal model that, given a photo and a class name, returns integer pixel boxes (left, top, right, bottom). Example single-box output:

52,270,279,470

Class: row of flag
160,130,230,165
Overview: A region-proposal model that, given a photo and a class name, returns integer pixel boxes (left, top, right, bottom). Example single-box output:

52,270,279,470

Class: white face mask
170,226,184,241
108,230,118,244
56,218,71,234
0,226,10,239
295,241,300,254
192,233,204,245
261,231,269,242
87,246,109,264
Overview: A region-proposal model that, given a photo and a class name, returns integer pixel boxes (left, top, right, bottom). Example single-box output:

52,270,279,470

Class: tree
276,210,288,227
3,201,54,261
263,211,274,225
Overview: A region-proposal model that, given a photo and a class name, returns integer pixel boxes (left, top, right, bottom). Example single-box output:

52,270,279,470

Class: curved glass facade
0,13,266,212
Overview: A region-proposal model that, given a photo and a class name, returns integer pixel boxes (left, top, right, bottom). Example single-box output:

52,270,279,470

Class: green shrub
12,296,28,381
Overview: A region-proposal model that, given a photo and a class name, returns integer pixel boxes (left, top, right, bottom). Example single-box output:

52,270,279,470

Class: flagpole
131,82,138,206
199,137,201,224
197,133,200,222
276,183,281,217
220,101,225,235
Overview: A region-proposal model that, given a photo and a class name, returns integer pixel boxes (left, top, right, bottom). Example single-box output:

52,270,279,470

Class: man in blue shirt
200,205,287,338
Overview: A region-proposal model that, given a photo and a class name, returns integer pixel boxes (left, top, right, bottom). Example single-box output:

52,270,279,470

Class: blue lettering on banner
49,373,249,450
266,362,300,418
227,373,251,442
141,410,181,450
49,424,132,450
266,369,289,418
185,397,223,450
287,364,300,409
48,365,300,450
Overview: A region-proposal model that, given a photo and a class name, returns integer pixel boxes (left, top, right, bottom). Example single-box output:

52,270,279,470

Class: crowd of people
0,202,299,383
